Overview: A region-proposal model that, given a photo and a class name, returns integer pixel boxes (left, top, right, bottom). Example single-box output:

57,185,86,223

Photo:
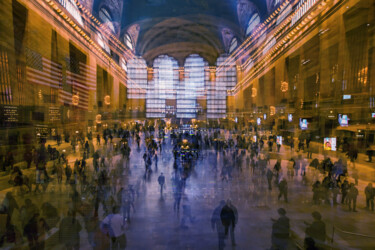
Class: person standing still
365,183,374,211
158,173,165,194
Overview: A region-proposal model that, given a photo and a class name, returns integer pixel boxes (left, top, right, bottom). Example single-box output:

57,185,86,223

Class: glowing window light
97,32,110,53
58,0,84,27
263,36,276,55
229,38,238,54
246,13,260,36
120,58,127,72
177,54,207,119
291,0,317,26
124,34,133,50
99,8,115,33
147,55,178,118
127,57,147,99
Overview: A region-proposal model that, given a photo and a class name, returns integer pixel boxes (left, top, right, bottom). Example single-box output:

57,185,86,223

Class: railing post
331,225,335,250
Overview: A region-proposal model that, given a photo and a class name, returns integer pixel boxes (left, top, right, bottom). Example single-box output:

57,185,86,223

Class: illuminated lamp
251,88,257,97
72,94,79,105
270,106,275,116
104,95,111,105
280,81,289,93
96,114,102,124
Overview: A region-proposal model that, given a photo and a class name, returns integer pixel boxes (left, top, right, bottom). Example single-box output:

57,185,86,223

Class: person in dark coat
271,208,290,250
365,183,374,211
211,200,226,250
220,200,238,246
220,202,235,236
278,178,288,202
304,211,326,247
59,209,82,250
266,168,273,190
23,213,39,250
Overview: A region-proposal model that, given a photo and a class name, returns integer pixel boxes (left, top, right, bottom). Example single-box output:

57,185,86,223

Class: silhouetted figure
347,183,358,212
220,200,238,246
304,237,318,250
278,178,288,202
271,208,290,250
158,172,165,194
267,168,273,190
304,211,326,248
211,200,226,250
365,183,374,211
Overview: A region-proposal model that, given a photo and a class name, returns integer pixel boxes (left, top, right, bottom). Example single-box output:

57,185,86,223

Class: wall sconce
251,87,257,97
72,94,79,105
104,95,111,105
96,114,102,124
281,81,289,92
270,106,275,116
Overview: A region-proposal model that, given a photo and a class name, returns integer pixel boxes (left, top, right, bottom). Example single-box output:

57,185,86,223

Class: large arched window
263,36,276,56
124,34,133,50
63,0,84,27
128,57,147,99
97,32,110,53
99,8,115,33
120,58,127,72
177,54,207,118
229,37,238,54
147,55,178,118
246,12,260,36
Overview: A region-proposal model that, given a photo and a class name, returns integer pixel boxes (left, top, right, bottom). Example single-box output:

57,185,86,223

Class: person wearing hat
304,211,326,247
271,208,290,250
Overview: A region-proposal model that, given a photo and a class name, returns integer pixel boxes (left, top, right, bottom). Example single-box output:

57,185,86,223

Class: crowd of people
0,121,373,249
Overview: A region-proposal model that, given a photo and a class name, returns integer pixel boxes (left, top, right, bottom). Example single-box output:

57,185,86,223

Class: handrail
333,225,375,239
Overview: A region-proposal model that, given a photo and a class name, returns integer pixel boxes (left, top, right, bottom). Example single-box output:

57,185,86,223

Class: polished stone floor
1,132,375,249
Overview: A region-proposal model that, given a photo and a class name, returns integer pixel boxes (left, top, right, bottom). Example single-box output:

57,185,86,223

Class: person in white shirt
100,206,127,249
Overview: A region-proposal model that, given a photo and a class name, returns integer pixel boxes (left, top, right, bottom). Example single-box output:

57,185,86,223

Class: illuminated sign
338,114,349,126
253,135,257,142
372,113,375,118
257,118,261,125
277,136,282,145
299,118,308,130
263,114,267,120
324,137,337,151
3,106,18,122
288,114,293,122
343,95,351,100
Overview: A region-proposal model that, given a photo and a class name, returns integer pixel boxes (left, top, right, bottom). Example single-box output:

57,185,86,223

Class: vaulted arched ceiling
86,0,273,64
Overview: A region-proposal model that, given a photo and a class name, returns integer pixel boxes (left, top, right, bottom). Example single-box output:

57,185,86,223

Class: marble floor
1,133,375,250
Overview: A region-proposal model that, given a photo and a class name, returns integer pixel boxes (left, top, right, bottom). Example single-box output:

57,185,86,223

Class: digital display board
288,114,293,122
299,119,308,130
324,137,337,151
338,114,349,126
277,136,282,145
